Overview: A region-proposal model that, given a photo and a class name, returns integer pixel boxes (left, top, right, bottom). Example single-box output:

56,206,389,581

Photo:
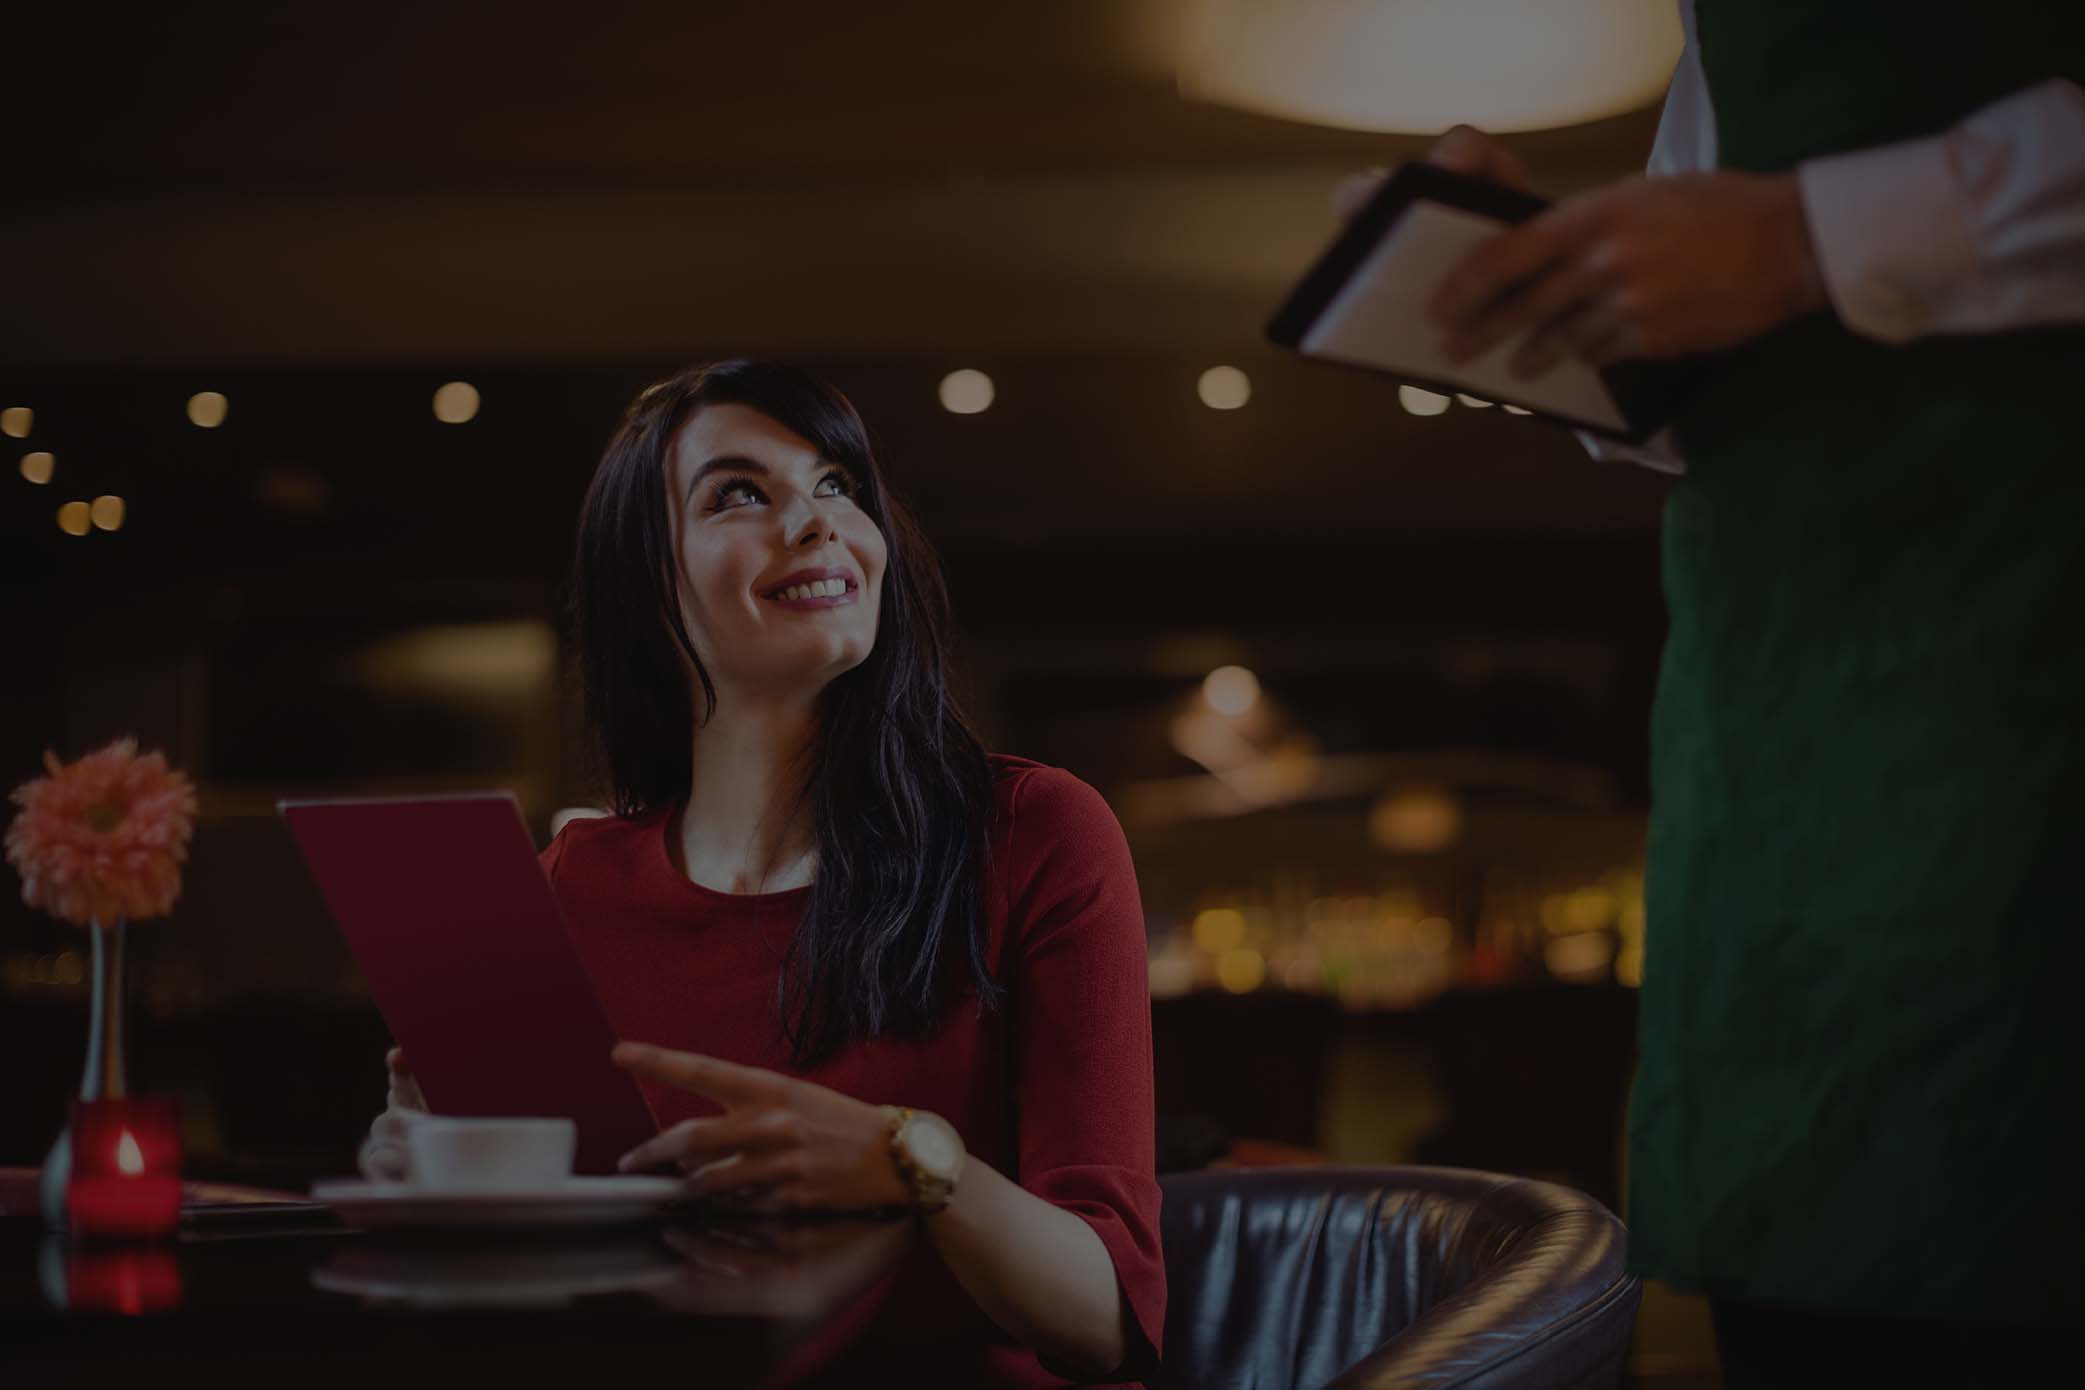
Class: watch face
905,1117,961,1178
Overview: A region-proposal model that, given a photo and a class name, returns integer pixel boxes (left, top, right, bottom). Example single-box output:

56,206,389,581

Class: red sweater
540,755,1164,1386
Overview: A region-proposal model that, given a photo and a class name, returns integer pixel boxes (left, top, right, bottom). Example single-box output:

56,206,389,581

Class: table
2,1169,941,1389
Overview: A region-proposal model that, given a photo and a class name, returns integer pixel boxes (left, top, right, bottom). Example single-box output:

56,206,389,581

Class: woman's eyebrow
687,454,768,500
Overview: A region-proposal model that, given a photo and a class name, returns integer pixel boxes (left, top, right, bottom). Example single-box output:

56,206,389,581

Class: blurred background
2,1,1709,1379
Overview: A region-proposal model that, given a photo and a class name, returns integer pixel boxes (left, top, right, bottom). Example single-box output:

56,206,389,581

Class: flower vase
39,919,129,1229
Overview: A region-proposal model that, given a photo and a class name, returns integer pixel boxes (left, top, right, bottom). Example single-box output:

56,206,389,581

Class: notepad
1268,161,1700,442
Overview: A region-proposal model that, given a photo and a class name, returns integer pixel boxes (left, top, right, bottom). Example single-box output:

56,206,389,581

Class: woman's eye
814,471,856,499
708,479,763,512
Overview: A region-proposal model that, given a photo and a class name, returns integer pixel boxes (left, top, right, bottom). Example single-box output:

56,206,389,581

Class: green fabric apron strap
1629,1,2085,1320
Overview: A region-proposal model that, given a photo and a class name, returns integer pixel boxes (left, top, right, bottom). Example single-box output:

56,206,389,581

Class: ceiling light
1179,0,1683,134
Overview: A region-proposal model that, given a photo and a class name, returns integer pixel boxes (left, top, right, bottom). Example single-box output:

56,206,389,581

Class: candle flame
115,1129,145,1175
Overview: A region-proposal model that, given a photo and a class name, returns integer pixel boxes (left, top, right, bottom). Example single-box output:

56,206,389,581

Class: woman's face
664,403,887,706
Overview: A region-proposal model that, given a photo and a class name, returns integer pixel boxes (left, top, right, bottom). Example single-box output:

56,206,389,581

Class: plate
311,1176,685,1229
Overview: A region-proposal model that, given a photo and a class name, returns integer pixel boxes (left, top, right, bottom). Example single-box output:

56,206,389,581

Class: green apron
1629,2,2085,1319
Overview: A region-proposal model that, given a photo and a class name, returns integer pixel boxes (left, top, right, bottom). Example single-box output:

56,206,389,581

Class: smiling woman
365,361,1164,1385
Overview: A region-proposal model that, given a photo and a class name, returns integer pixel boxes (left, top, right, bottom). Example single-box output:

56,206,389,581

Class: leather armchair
1157,1166,1639,1390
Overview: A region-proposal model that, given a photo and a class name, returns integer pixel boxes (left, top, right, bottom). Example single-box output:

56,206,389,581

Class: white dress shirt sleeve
1798,78,2085,343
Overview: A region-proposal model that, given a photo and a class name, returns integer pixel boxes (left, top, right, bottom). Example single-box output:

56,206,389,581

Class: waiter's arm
1799,79,2085,343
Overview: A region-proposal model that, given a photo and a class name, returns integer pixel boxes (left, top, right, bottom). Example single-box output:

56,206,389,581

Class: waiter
1349,3,2085,1380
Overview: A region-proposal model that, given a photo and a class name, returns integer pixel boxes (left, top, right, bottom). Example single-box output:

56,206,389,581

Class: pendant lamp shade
1179,0,1684,134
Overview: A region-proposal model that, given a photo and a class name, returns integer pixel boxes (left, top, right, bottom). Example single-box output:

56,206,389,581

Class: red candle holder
66,1097,182,1240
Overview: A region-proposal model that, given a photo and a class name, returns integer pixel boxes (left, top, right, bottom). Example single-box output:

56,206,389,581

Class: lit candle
66,1098,182,1240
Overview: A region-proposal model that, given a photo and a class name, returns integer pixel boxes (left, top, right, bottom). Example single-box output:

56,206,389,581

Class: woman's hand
611,1042,913,1213
357,1047,428,1180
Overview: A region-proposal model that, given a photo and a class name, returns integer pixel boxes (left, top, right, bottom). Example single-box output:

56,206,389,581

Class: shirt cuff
1798,134,1979,344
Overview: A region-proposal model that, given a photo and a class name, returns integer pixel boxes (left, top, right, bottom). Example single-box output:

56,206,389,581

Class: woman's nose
790,509,833,549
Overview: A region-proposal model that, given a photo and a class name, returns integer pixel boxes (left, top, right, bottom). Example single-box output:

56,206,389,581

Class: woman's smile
759,566,862,611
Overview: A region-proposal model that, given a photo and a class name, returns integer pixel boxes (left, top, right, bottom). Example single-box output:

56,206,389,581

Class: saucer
311,1176,684,1229
313,1239,688,1306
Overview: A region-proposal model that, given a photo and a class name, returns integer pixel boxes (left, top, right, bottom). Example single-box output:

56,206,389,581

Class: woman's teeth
773,579,849,601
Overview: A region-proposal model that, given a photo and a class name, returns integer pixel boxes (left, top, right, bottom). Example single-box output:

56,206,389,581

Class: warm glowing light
57,501,90,536
1216,947,1266,993
433,381,481,424
937,369,994,415
20,451,54,484
114,1130,145,1176
1564,886,1616,932
1,406,31,438
1455,394,1493,408
1368,785,1464,853
185,391,228,428
1545,931,1615,983
1416,916,1455,956
1179,0,1685,134
89,495,125,532
1197,365,1251,410
1202,664,1260,716
1501,404,1532,416
1398,385,1451,416
1192,907,1247,954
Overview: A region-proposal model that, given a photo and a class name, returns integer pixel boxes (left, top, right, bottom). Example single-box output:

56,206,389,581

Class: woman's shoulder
540,803,670,883
984,755,1131,874
986,754,1116,828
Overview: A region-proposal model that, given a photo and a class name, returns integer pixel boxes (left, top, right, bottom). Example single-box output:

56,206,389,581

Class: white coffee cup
397,1116,577,1192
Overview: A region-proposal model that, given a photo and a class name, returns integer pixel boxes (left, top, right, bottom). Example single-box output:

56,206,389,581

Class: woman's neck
677,694,819,895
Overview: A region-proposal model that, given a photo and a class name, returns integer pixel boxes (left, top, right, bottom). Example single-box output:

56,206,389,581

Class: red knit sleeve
1002,766,1166,1383
539,824,571,882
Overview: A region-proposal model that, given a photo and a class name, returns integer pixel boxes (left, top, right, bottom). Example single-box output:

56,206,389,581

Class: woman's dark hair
570,359,1000,1067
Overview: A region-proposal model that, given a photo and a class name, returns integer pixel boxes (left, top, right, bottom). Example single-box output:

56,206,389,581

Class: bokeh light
56,501,90,536
1,407,31,438
1398,385,1451,416
89,495,125,532
1202,664,1260,716
20,451,54,484
937,369,994,415
185,391,228,428
1196,365,1251,410
433,381,481,424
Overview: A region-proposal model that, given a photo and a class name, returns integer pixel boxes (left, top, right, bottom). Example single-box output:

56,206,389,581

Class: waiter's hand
611,1041,913,1213
1337,125,1829,375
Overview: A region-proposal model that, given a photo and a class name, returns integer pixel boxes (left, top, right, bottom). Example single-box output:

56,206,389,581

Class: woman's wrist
880,1106,966,1213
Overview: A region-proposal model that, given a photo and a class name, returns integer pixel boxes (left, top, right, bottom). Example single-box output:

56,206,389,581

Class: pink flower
5,738,199,927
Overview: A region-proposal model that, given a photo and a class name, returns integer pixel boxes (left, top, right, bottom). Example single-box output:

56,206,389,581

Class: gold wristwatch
880,1105,965,1213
